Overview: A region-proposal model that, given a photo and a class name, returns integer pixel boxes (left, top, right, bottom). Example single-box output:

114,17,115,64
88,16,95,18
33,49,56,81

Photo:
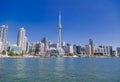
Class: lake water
0,58,120,82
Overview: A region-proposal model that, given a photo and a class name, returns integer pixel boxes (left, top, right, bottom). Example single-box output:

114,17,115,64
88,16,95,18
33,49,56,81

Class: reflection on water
55,58,64,71
0,58,120,82
15,59,26,78
54,58,64,79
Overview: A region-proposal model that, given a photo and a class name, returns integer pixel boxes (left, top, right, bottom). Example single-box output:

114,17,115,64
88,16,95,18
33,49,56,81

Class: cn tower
58,11,62,48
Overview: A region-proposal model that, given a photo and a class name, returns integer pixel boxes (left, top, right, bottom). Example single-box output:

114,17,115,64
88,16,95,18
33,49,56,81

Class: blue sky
0,0,120,48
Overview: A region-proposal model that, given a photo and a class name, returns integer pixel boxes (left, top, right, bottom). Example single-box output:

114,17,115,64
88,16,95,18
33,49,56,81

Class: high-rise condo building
116,47,120,56
26,41,30,54
17,27,27,53
85,44,92,56
89,39,94,56
0,25,8,51
41,37,48,51
68,44,73,53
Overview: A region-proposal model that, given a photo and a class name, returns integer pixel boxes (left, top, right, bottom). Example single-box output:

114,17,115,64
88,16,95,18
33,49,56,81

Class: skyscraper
26,41,30,54
58,11,62,48
76,45,82,54
41,37,48,51
17,27,27,53
109,46,113,56
89,39,94,56
0,25,8,51
73,44,77,54
85,44,92,56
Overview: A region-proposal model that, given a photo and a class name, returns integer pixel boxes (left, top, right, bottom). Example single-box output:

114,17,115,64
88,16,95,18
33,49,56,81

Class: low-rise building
29,42,45,56
7,44,20,54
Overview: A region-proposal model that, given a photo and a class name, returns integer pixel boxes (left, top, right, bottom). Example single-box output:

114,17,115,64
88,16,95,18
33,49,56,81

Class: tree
69,53,74,56
8,51,20,56
65,53,74,56
2,50,6,55
8,52,14,56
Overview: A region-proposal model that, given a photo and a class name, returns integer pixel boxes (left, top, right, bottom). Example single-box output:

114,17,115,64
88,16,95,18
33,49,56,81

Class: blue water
0,58,120,82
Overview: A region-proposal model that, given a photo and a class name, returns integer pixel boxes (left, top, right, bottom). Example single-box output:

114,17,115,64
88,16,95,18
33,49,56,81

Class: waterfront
0,58,120,82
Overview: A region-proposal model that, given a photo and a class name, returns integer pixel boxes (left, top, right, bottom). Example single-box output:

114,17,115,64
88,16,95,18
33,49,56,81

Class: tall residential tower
89,39,94,56
17,27,27,53
0,25,8,51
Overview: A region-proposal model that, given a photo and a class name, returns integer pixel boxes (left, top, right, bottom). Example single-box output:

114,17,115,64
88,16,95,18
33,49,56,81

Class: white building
17,27,27,53
95,45,111,56
62,44,73,54
0,42,2,52
68,44,73,53
0,25,8,51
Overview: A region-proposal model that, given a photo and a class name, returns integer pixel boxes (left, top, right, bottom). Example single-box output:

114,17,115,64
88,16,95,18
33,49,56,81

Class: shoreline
0,55,119,58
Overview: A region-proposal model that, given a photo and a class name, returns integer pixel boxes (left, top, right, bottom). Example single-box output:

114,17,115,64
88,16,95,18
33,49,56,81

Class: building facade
89,39,94,56
17,27,27,53
116,47,120,56
41,37,48,52
85,44,92,56
94,45,111,56
30,42,45,56
0,25,8,51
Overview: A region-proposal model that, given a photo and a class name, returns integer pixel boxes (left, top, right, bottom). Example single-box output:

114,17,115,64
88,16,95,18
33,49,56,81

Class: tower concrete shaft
58,11,62,48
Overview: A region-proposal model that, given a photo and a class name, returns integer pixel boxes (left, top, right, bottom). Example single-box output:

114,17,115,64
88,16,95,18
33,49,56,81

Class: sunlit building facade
17,27,27,53
0,25,8,51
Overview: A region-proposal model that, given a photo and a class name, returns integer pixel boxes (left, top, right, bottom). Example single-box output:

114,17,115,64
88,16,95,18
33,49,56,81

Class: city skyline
0,0,120,48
